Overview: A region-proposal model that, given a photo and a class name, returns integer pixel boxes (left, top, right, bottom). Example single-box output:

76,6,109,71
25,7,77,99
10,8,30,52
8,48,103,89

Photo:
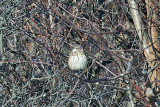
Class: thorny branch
0,0,159,107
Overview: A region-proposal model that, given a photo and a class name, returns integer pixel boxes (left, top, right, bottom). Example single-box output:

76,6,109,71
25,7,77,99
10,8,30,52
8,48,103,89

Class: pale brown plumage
68,45,87,70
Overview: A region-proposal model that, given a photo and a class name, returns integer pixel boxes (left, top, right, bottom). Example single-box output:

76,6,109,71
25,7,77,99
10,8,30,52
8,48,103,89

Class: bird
68,44,87,71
